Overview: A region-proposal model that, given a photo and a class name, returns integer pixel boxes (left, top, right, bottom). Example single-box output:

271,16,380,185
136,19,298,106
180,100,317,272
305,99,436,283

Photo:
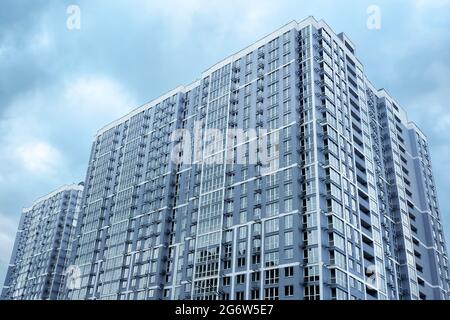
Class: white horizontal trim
23,184,84,212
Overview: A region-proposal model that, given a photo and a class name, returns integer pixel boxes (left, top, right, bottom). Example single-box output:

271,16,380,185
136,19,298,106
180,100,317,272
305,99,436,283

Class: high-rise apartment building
1,184,84,300
66,17,449,300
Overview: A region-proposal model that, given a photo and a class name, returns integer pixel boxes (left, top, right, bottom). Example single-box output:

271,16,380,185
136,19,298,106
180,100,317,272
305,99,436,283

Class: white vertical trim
215,63,234,300
309,24,324,300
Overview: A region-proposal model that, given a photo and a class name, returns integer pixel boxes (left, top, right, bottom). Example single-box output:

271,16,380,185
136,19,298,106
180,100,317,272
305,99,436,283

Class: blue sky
1,0,450,284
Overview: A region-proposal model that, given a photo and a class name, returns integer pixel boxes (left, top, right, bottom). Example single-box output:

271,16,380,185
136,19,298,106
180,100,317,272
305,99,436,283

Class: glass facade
5,17,448,301
66,17,449,301
1,184,83,300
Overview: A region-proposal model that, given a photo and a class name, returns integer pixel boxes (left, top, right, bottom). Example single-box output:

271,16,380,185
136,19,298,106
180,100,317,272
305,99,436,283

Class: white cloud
15,141,62,175
405,62,450,135
132,0,281,41
2,73,136,138
31,30,53,51
435,115,450,133
0,214,18,265
0,73,136,187
63,75,136,118
0,45,9,57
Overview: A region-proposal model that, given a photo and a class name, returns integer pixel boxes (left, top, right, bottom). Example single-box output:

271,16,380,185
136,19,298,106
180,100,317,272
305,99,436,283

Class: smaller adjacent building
1,183,84,300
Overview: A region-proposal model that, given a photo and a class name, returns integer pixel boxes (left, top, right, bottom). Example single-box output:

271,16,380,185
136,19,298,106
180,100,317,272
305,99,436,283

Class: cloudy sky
1,0,450,284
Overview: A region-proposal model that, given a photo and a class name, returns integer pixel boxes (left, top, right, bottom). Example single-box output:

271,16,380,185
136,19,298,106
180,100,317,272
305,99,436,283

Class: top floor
22,183,84,214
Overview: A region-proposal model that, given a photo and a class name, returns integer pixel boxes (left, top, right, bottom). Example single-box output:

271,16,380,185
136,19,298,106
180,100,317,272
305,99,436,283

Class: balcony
362,242,375,261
